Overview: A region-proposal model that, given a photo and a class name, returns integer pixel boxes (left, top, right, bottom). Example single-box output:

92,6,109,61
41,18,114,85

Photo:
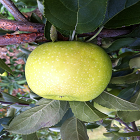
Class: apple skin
25,41,112,101
0,72,7,76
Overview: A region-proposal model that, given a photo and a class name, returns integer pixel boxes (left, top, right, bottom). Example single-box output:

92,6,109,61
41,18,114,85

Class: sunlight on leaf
69,101,107,122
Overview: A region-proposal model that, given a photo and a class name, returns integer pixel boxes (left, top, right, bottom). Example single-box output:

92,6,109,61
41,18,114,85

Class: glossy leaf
4,99,69,134
22,133,39,140
44,0,107,33
110,72,140,84
60,116,89,140
0,58,14,76
105,38,135,53
103,0,140,24
105,1,140,28
93,91,140,111
69,101,107,122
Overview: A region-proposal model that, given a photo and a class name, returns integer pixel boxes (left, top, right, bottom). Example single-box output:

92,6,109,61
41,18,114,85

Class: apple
94,89,121,115
25,41,112,101
0,71,8,77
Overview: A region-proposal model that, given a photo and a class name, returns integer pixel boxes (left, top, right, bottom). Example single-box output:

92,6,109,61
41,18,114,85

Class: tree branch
0,19,44,33
0,33,45,46
0,0,28,22
78,29,130,38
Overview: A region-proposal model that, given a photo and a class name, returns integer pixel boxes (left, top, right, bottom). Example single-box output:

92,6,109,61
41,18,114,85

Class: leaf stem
0,0,28,22
86,26,104,42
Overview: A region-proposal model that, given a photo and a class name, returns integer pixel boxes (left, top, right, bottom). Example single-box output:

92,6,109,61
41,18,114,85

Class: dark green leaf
30,13,43,23
55,108,74,127
60,116,89,140
103,0,140,24
22,133,39,140
110,72,140,84
1,92,30,105
105,38,135,53
4,99,69,134
18,0,37,6
105,1,140,28
112,131,140,137
0,117,11,136
44,0,107,34
125,26,140,37
93,91,140,111
69,101,107,122
44,21,52,40
0,58,14,76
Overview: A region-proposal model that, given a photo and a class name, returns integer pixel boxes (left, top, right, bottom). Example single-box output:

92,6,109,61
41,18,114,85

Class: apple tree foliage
1,0,140,140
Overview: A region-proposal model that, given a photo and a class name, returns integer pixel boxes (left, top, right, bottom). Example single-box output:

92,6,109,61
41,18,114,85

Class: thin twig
0,0,28,22
131,122,140,140
0,100,29,106
0,19,44,32
109,117,134,132
86,26,104,42
0,33,45,46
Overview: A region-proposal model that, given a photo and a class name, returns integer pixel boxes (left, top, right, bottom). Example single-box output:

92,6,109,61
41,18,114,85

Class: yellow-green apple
25,41,112,101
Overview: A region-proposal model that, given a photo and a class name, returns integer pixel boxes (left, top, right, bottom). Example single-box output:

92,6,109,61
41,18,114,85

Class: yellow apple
25,41,112,101
0,71,8,76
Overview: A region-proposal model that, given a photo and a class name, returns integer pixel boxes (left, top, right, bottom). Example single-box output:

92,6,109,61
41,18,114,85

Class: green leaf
112,131,140,137
44,0,107,34
60,116,89,140
105,38,136,53
1,92,30,105
110,72,140,84
4,99,69,134
0,58,14,76
129,57,140,69
69,101,107,122
93,91,140,111
103,0,140,24
18,0,37,6
22,133,39,140
105,1,140,28
0,117,11,136
125,26,140,37
118,90,140,122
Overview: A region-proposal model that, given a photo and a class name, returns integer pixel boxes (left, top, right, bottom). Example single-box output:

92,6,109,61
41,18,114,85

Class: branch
0,19,44,33
78,29,130,38
0,33,45,46
0,0,28,22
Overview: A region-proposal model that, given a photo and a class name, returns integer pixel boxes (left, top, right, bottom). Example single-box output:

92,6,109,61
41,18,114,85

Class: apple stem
86,26,104,42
